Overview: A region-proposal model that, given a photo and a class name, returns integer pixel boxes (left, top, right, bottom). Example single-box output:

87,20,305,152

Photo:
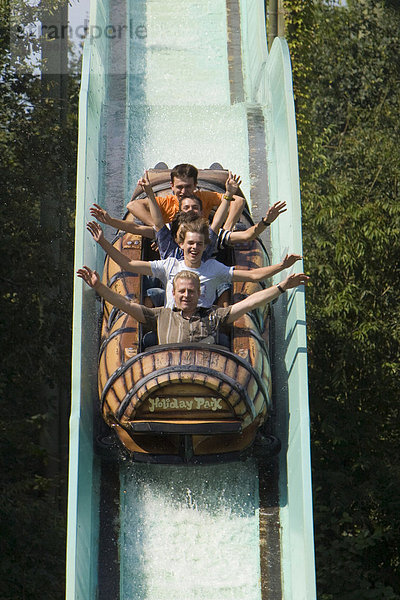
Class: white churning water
119,2,263,598
120,460,262,600
126,0,252,202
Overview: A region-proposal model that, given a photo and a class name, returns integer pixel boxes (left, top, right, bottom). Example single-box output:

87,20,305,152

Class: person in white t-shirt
86,218,302,307
150,254,233,308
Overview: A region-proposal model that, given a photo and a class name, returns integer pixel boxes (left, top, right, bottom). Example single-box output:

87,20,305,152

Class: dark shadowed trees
0,1,78,597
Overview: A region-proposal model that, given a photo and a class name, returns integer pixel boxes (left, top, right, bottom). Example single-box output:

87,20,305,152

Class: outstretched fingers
272,200,287,214
225,171,242,195
282,253,303,268
274,200,287,211
279,272,310,291
264,201,287,224
287,272,309,287
77,265,99,288
89,204,107,223
86,220,103,241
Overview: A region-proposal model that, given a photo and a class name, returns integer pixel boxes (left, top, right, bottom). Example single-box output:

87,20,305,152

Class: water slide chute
67,1,316,598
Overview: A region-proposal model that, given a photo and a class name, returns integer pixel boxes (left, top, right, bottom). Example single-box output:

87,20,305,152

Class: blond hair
176,218,210,246
172,270,201,292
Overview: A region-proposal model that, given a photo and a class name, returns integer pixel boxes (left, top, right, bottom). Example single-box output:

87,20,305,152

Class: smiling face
172,277,200,315
171,176,197,200
179,231,206,268
179,196,202,215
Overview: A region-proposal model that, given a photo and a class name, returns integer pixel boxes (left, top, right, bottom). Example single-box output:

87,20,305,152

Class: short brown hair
176,218,210,246
178,194,202,211
172,270,201,292
170,163,198,184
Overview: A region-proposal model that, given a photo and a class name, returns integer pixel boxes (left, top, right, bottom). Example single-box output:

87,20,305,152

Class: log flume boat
97,166,273,463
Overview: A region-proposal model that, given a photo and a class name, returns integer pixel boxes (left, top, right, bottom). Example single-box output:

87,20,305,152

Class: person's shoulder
197,190,221,200
155,194,178,206
201,258,230,271
141,306,163,319
212,305,232,319
165,256,180,266
151,255,178,268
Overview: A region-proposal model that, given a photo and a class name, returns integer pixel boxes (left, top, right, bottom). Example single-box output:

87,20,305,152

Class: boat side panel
97,178,272,461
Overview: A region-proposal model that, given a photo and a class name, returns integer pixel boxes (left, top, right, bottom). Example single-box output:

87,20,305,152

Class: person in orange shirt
127,163,245,231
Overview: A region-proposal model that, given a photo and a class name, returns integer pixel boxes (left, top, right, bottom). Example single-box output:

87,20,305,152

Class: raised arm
126,195,154,226
137,171,165,232
77,266,147,322
229,200,287,244
227,272,309,324
223,194,245,231
221,171,245,231
232,253,302,282
210,172,242,233
90,204,155,238
87,221,153,276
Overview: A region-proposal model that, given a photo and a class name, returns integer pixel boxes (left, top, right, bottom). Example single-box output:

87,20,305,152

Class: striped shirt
141,306,231,345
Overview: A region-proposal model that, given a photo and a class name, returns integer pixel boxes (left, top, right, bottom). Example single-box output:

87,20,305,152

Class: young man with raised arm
90,173,287,251
137,169,241,260
77,268,309,345
86,218,303,309
127,163,245,231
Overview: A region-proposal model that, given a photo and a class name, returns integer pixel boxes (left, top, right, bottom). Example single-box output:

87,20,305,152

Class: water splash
120,3,265,598
185,488,197,511
120,460,261,600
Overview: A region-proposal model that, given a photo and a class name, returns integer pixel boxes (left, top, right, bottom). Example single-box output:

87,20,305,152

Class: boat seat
142,331,158,349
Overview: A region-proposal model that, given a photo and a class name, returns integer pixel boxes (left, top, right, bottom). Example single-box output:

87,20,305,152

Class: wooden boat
97,166,273,463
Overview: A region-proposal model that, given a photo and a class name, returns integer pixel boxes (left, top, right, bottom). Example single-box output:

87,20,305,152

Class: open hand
281,253,302,269
264,201,287,224
86,221,104,243
225,171,242,197
279,272,309,291
90,203,112,225
77,265,100,289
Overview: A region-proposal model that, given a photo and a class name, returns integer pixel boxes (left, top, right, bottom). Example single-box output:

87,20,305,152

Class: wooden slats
96,172,273,460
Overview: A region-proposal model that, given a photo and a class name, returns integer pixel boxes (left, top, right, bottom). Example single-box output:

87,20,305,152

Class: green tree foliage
285,0,400,597
282,0,314,162
0,1,78,597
